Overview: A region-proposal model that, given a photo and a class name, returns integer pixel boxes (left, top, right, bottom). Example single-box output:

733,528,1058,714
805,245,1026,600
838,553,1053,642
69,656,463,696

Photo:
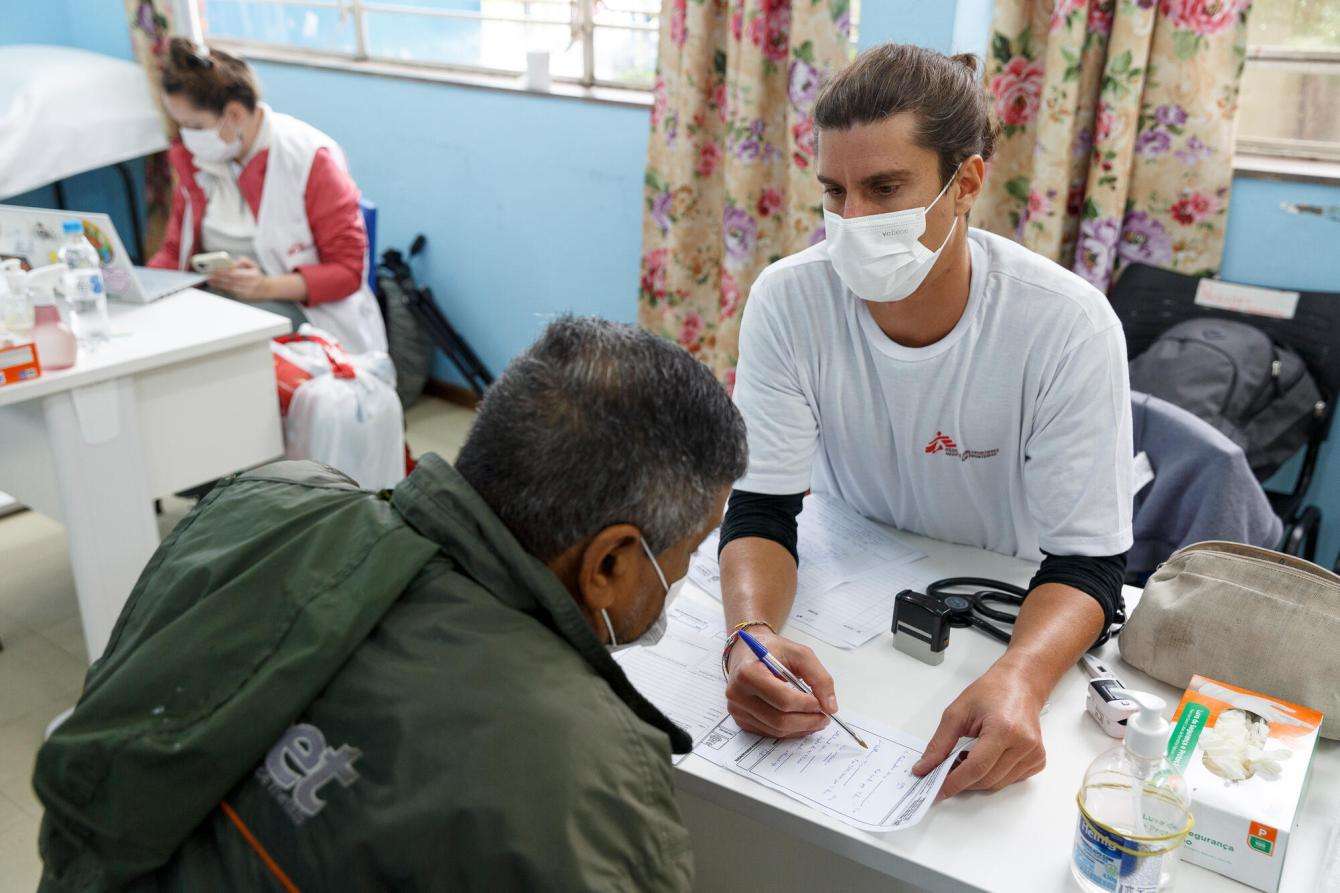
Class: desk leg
42,378,159,663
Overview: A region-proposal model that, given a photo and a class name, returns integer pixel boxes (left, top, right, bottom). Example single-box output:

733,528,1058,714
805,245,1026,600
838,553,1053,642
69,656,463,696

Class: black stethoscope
926,577,1027,644
926,576,1124,647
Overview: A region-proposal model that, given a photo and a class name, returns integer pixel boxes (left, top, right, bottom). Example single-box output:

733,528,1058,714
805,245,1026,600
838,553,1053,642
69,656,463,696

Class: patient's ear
544,522,645,631
575,524,643,615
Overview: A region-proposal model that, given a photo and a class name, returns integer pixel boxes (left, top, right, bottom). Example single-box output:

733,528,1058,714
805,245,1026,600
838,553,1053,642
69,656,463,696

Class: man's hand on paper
911,661,1047,799
725,630,837,738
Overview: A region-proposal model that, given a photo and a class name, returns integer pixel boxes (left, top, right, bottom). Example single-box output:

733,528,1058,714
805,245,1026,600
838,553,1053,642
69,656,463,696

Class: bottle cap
62,220,82,235
1114,689,1170,760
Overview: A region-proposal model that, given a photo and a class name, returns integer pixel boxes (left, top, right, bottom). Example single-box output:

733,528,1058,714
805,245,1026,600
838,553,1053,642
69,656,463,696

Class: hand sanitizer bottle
1072,691,1193,892
26,264,77,371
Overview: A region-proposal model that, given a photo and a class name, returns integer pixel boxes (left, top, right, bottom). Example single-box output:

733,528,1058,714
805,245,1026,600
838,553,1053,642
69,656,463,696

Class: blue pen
736,628,868,749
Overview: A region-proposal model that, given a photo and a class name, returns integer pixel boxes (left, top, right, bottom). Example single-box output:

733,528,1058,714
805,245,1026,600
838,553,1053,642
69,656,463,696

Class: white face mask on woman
180,122,243,164
602,536,679,652
823,163,961,303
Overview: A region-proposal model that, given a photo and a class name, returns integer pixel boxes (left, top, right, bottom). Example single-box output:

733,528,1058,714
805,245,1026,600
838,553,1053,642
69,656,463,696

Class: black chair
1108,263,1338,562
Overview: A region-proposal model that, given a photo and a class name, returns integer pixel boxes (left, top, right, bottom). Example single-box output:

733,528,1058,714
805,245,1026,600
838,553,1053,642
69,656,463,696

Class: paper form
686,534,724,602
695,713,974,833
664,595,728,644
613,626,730,764
687,497,939,649
793,494,926,592
689,495,925,604
788,561,942,649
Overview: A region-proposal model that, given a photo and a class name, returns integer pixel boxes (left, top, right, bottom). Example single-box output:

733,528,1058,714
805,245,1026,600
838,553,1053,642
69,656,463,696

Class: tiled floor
0,396,474,892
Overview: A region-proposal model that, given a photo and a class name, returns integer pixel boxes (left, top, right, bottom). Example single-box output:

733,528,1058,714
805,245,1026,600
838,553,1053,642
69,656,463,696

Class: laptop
0,204,205,303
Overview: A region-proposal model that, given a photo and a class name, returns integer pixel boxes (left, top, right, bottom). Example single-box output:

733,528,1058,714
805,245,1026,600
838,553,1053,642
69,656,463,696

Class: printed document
696,713,974,833
617,593,968,830
613,623,729,764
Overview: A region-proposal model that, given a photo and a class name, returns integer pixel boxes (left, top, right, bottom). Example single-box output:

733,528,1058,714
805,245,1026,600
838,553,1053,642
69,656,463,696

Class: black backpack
375,249,434,410
375,237,494,404
1129,317,1325,481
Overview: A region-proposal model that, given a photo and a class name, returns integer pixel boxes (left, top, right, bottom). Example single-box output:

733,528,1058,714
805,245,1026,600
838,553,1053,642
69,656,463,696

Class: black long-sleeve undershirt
717,488,1126,634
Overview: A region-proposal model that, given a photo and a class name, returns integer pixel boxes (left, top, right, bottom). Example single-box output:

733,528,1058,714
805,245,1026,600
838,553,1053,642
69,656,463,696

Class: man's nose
840,197,879,219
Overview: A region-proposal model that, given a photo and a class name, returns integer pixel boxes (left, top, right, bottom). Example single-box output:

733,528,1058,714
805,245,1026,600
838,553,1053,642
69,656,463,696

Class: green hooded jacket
34,455,694,891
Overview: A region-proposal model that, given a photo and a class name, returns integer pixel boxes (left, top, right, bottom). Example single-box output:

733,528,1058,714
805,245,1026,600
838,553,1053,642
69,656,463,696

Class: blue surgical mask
603,536,677,652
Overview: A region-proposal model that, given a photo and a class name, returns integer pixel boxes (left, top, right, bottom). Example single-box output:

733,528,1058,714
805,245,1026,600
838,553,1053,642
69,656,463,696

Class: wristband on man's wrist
720,620,776,679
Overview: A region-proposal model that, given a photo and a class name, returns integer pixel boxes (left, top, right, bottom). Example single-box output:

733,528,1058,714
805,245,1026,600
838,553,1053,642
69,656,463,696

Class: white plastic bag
279,332,405,491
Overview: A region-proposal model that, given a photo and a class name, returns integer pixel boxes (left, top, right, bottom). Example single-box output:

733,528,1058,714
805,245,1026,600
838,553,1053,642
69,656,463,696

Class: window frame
1236,44,1340,163
198,0,661,95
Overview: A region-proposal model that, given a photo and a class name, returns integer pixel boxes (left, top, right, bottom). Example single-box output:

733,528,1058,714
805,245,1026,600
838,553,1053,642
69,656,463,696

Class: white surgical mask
603,536,679,652
180,123,243,164
823,165,961,303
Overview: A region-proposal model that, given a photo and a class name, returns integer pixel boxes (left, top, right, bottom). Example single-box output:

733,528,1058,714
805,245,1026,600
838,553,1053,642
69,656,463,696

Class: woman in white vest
148,39,386,354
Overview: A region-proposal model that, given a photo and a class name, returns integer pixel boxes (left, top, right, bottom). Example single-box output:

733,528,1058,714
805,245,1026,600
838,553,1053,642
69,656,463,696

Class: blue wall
64,0,133,58
249,61,648,377
5,0,1339,566
1,3,72,45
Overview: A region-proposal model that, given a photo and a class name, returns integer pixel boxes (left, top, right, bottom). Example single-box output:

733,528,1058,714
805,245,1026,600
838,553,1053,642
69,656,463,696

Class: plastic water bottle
56,220,110,348
1072,691,1192,892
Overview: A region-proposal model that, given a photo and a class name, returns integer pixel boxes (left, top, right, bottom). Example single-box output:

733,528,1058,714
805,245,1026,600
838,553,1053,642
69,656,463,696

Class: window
200,0,661,91
1235,0,1340,162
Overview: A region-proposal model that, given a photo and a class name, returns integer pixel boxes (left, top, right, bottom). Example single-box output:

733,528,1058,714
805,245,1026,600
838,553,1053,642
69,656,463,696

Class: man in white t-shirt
720,43,1134,799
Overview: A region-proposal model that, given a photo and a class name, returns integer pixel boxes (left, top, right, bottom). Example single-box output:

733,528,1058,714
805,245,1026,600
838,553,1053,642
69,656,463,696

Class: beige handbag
1120,541,1340,739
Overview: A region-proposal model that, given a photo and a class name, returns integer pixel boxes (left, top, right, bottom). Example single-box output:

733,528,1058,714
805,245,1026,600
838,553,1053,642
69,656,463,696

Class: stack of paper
688,494,938,648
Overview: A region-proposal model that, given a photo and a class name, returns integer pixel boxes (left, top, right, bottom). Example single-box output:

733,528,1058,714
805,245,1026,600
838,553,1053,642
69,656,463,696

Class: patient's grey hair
455,316,748,561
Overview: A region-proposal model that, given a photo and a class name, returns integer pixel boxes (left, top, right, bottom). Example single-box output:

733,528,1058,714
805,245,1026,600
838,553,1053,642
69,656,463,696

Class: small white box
1169,676,1323,892
524,50,551,92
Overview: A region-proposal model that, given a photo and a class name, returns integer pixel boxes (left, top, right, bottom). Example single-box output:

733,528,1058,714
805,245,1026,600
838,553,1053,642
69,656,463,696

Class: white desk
674,533,1337,892
0,289,289,661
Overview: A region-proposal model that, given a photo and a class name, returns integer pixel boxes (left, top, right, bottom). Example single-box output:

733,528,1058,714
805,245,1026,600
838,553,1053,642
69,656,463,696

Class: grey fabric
1128,318,1322,480
206,286,309,331
247,298,308,330
1129,392,1282,583
1120,541,1340,739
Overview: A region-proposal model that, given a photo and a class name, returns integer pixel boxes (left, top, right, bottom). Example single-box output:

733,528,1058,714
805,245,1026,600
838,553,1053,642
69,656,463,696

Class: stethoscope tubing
927,577,1027,644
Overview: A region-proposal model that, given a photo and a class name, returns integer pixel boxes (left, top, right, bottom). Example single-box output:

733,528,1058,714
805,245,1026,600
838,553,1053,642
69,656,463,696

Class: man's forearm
992,582,1105,703
719,537,799,631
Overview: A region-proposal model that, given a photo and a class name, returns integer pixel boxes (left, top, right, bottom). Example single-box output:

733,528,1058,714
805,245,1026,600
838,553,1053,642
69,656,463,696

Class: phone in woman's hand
191,251,233,274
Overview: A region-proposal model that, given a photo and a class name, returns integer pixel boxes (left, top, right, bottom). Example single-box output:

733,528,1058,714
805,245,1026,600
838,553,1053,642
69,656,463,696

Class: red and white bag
271,330,405,491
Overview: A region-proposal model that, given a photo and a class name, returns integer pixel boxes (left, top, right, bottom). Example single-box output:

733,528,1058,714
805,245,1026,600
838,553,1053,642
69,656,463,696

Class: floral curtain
124,0,178,260
638,0,852,387
975,0,1252,292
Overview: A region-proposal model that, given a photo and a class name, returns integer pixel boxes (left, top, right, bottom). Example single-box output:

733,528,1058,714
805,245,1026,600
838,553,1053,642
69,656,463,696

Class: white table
0,289,289,661
674,533,1337,892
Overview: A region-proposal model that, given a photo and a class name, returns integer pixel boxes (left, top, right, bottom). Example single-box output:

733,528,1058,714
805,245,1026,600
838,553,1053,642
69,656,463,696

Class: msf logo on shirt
924,431,999,462
257,722,361,825
924,432,958,454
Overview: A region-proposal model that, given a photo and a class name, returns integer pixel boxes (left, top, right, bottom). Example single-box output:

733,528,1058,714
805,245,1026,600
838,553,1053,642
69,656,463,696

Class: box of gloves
1168,676,1323,892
